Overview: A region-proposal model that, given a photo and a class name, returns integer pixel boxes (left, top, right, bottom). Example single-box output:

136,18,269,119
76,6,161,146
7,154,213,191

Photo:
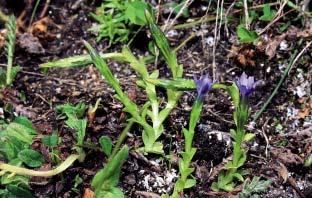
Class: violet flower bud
194,74,213,101
236,72,263,101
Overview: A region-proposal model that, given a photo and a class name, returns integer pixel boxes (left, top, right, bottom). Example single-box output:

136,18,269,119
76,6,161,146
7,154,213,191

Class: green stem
6,15,16,86
109,121,134,161
39,52,126,68
28,0,41,30
0,154,80,177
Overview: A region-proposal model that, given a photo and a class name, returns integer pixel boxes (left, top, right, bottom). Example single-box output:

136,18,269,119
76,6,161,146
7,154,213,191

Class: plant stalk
0,154,80,177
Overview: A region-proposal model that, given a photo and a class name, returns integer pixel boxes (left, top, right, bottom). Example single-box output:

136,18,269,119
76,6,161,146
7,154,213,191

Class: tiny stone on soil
166,30,178,38
279,40,288,50
206,36,214,47
139,169,177,194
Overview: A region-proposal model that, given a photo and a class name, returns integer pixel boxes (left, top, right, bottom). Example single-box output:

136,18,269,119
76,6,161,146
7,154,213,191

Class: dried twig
40,0,51,18
163,0,193,32
243,0,249,29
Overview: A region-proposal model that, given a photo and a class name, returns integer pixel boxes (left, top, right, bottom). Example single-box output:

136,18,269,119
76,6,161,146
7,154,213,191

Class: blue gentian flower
194,75,213,101
236,72,263,101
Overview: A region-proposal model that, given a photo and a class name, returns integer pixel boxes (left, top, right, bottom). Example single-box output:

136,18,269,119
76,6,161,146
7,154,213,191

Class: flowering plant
170,75,214,197
212,72,263,192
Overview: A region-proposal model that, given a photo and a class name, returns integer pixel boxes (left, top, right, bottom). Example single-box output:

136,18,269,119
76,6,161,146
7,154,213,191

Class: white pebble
206,36,214,47
279,40,288,50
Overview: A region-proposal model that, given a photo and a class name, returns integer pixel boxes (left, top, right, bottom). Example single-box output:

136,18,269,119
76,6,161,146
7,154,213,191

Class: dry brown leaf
84,188,94,198
265,34,286,59
0,29,7,49
227,45,240,58
297,25,312,37
30,17,61,40
237,49,256,66
298,108,310,119
135,191,161,198
278,162,288,183
297,99,312,119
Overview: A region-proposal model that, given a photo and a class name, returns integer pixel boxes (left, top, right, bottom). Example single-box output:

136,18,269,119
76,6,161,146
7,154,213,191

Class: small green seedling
0,15,19,88
239,176,271,198
56,103,88,161
237,25,259,43
212,73,263,192
41,132,61,163
89,0,150,46
92,145,129,198
170,75,213,198
164,0,190,18
0,117,43,197
259,4,276,22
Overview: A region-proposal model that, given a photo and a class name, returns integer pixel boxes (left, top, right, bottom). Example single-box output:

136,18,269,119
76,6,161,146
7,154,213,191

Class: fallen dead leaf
227,45,256,67
298,108,310,119
84,188,94,198
265,34,286,59
30,17,61,40
277,162,288,183
0,29,7,49
258,25,312,60
297,99,312,119
135,191,161,198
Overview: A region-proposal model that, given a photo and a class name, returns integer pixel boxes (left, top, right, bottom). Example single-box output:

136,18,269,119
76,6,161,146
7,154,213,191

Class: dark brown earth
0,0,312,197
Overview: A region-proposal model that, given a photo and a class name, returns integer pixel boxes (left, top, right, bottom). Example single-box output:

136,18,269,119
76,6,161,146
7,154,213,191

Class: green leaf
41,132,59,147
0,136,24,160
211,182,219,192
0,66,20,88
18,149,44,168
122,46,149,77
145,78,196,91
184,179,196,189
1,173,29,187
4,119,37,144
226,83,240,108
125,1,149,26
237,152,247,168
145,10,181,79
304,155,312,167
165,2,189,18
149,141,164,154
97,187,124,198
230,129,237,140
232,173,244,182
6,185,32,198
39,52,126,69
92,145,129,194
237,25,259,43
259,4,276,21
243,133,255,142
239,177,271,198
99,136,113,157
84,41,140,120
56,103,87,118
65,118,86,146
14,116,36,132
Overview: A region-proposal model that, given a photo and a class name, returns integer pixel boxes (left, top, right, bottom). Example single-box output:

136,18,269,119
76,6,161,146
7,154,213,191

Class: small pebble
279,40,288,50
206,36,214,47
